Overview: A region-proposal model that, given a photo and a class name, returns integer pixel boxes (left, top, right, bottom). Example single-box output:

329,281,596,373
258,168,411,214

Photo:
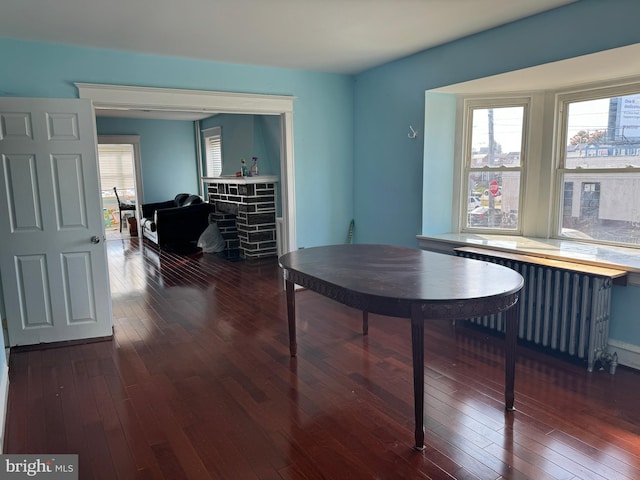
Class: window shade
98,144,135,192
203,127,222,177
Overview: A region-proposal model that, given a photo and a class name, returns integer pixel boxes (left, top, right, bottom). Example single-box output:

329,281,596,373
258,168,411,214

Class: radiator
455,249,618,373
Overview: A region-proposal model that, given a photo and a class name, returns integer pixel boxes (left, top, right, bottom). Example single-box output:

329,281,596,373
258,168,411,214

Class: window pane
565,94,640,168
466,171,520,229
560,172,640,245
470,107,523,167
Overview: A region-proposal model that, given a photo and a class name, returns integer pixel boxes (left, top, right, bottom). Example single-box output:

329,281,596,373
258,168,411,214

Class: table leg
504,300,519,411
285,279,297,357
362,311,368,335
410,304,425,451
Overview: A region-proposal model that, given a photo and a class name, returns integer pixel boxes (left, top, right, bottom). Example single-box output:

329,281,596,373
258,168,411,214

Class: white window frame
553,80,640,247
458,96,532,234
451,79,640,247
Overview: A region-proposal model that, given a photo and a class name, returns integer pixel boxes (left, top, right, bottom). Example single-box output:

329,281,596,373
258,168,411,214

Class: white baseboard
608,339,640,371
0,364,9,452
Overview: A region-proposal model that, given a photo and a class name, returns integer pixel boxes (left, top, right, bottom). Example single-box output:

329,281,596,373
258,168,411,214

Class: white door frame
76,83,297,255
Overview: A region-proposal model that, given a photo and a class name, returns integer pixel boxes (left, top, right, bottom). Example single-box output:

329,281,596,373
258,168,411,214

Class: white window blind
203,126,222,177
98,144,135,192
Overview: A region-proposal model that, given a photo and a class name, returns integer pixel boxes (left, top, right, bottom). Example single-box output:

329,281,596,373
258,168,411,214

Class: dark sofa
141,193,213,251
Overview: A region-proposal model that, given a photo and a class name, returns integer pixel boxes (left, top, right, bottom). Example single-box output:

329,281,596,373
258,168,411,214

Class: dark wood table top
279,244,524,319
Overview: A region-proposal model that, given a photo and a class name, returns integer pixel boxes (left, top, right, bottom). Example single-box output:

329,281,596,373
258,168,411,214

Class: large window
557,88,640,245
462,100,527,231
457,88,640,247
97,140,140,231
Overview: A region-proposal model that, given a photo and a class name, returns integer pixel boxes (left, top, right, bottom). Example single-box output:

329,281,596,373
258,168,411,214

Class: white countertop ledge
204,175,279,184
418,233,640,286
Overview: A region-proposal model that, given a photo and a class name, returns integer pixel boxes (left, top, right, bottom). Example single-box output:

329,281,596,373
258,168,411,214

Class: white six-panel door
0,98,112,346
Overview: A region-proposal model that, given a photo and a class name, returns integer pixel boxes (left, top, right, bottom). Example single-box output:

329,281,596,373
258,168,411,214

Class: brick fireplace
206,176,278,259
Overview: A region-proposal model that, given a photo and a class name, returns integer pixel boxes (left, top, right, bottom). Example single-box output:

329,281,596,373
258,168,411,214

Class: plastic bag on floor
197,223,226,253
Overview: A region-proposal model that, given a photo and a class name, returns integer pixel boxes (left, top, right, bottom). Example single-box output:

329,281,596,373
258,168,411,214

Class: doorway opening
97,135,143,239
76,83,296,256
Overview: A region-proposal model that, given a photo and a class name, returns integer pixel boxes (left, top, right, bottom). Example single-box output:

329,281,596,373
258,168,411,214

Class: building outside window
557,90,640,246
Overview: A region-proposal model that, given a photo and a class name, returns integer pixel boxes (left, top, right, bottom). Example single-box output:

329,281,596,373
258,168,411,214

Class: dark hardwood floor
5,238,640,479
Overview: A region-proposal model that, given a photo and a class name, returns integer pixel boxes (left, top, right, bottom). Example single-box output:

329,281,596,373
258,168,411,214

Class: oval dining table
278,244,524,451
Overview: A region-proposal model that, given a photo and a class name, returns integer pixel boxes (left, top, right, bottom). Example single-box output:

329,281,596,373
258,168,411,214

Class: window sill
417,233,640,287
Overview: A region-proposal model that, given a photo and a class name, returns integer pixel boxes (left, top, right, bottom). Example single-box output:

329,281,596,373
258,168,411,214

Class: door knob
91,235,101,244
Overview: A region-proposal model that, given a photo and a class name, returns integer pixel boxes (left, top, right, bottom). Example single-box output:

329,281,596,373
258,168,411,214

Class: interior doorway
97,135,143,239
76,83,296,256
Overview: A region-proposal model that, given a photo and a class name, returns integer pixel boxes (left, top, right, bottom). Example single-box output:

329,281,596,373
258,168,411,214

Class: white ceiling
2,0,576,75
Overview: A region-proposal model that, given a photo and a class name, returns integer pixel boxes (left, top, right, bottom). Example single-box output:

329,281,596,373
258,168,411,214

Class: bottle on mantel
250,156,259,176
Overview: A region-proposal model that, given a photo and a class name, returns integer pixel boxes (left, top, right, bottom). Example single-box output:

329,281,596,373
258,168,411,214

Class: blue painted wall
0,37,355,249
200,114,280,178
200,113,283,214
96,117,198,203
352,0,640,347
254,115,282,178
353,0,640,247
201,114,254,176
422,92,456,236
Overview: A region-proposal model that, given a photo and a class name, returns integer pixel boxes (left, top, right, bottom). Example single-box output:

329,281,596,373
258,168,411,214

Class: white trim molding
75,83,294,115
608,339,640,371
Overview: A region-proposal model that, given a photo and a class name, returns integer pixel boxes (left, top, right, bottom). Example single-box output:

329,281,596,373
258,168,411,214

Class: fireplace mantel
205,175,279,185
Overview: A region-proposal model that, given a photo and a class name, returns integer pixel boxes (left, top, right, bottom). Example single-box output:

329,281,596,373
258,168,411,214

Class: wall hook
408,125,418,139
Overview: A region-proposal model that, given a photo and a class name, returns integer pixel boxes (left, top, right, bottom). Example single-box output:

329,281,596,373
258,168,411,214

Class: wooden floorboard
4,237,640,479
